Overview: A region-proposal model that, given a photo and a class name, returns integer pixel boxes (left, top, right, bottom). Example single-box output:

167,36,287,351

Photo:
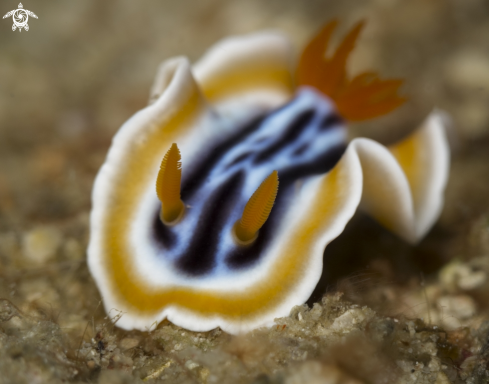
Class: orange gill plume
297,20,406,121
234,170,279,245
156,143,185,224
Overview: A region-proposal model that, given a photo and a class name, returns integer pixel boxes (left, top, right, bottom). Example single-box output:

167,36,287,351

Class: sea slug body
88,21,450,334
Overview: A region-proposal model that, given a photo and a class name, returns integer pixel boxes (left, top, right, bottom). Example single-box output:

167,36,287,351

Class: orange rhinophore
156,143,185,224
234,170,279,244
297,20,406,121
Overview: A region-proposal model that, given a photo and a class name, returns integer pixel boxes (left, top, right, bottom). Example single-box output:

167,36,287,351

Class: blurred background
0,1,489,381
1,0,489,232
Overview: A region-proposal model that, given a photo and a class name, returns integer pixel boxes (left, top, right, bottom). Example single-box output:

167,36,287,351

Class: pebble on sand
22,227,62,265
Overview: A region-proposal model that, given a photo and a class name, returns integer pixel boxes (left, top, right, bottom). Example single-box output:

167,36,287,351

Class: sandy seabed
1,0,489,383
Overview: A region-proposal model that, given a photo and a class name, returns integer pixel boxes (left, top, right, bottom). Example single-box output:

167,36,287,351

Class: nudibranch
88,21,450,334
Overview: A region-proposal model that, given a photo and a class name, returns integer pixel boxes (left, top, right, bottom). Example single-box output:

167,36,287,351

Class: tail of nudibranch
297,20,406,121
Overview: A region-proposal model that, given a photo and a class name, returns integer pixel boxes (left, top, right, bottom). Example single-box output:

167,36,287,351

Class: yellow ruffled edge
353,111,450,244
150,31,295,110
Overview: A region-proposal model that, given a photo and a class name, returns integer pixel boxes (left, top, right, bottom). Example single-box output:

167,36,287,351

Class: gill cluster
297,20,406,121
156,143,279,244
